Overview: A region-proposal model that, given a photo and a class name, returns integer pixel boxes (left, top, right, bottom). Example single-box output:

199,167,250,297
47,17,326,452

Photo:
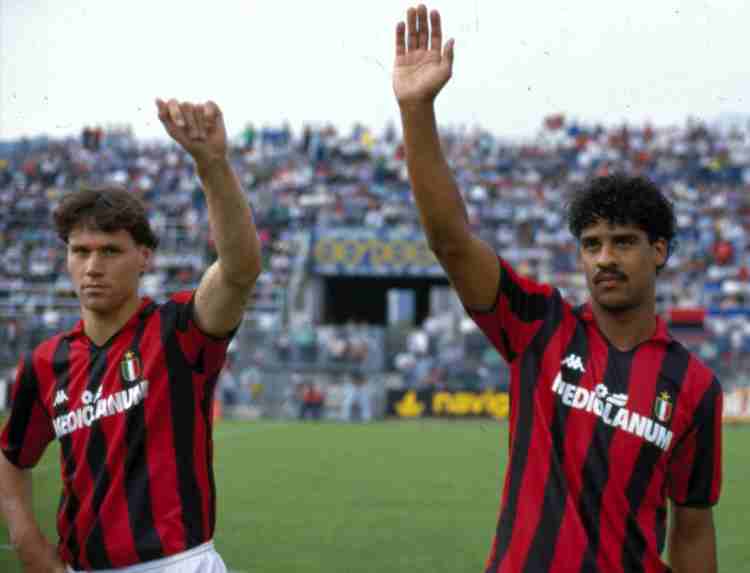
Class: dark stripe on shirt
685,380,721,505
201,372,219,536
501,266,550,323
487,291,564,573
578,347,636,573
523,319,589,572
84,342,113,569
124,312,164,562
5,353,38,466
162,301,205,547
621,343,689,573
52,338,83,569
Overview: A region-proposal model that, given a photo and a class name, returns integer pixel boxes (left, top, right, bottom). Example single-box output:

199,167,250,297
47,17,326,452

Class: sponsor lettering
552,374,673,451
52,381,149,438
432,390,510,419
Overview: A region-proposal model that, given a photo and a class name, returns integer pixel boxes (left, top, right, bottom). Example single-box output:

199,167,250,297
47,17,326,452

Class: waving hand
156,99,228,167
393,5,455,106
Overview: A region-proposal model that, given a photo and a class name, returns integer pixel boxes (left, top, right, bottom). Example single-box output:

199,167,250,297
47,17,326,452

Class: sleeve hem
186,292,240,342
464,257,504,316
670,499,719,509
0,448,34,470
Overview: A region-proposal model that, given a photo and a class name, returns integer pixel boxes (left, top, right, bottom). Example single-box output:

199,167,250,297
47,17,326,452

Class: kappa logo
120,351,143,383
561,354,586,373
53,389,69,407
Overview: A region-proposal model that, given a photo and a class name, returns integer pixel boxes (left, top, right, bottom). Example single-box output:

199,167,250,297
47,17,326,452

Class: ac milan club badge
653,391,673,423
120,351,142,383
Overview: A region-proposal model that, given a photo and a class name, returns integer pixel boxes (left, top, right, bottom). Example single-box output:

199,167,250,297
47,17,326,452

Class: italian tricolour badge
653,391,673,423
120,351,142,383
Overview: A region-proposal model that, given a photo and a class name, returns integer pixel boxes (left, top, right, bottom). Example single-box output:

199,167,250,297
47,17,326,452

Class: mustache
594,270,627,283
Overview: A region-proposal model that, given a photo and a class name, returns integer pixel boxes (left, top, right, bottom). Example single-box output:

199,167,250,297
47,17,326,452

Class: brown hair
53,186,159,249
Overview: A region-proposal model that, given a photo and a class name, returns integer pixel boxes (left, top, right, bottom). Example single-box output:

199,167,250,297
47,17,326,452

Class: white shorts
66,541,227,573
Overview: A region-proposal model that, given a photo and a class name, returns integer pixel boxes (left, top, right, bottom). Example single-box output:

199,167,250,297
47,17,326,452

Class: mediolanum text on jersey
52,381,150,438
551,374,673,451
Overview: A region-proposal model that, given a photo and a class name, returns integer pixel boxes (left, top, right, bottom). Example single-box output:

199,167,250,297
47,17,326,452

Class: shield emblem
120,351,142,383
653,391,673,423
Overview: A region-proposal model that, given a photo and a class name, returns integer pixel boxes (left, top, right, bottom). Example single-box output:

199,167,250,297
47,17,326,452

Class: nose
595,243,617,268
84,252,105,276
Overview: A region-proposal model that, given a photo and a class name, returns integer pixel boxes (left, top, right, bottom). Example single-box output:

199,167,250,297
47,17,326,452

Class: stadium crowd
1,114,749,410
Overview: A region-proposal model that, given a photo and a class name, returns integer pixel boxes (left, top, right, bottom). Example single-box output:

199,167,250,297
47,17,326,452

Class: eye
615,236,636,247
581,240,599,252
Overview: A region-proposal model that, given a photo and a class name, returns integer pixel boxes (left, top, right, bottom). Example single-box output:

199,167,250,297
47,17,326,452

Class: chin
595,296,639,314
82,299,114,313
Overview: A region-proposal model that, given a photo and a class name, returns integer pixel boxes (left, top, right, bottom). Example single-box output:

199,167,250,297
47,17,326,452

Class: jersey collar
579,302,673,345
64,298,156,341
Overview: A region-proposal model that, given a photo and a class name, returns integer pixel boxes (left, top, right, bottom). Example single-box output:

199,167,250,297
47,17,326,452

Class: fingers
156,99,221,142
197,101,221,136
406,7,418,51
443,38,455,70
180,102,200,140
429,9,442,53
204,100,221,123
402,5,443,53
167,99,184,128
417,5,429,50
395,21,406,57
155,98,169,123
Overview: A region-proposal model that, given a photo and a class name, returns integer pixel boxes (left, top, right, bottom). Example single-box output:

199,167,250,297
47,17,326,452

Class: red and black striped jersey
1,292,232,570
470,259,722,573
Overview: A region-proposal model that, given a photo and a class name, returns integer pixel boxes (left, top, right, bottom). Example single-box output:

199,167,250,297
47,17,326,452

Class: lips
595,273,626,284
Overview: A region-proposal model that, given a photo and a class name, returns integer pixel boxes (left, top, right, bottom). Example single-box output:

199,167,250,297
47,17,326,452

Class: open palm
393,5,454,105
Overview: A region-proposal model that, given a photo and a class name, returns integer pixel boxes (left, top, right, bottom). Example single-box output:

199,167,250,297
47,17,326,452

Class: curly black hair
567,174,676,268
53,186,159,249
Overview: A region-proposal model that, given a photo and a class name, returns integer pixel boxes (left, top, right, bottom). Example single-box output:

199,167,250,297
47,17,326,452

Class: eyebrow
581,231,640,240
69,242,123,250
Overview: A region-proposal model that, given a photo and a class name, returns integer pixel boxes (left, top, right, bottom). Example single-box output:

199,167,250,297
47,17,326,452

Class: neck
589,298,657,352
81,296,142,346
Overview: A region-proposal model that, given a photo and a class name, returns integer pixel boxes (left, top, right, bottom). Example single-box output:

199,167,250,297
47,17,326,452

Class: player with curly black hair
393,5,721,572
567,173,677,268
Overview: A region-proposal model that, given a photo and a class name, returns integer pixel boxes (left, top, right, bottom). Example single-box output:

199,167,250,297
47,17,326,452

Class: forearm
0,456,60,570
668,515,717,573
399,102,470,254
196,157,262,287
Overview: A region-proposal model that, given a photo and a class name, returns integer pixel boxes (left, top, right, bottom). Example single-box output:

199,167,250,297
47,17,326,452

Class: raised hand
393,5,454,106
156,99,228,167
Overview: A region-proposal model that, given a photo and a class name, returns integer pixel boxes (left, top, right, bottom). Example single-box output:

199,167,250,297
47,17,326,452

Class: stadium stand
1,116,749,418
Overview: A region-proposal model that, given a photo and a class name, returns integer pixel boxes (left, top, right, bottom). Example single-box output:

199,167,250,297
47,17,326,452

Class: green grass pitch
1,420,748,572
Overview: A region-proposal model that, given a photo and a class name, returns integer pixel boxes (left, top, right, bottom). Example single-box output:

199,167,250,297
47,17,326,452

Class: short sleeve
170,291,235,378
667,378,723,507
468,257,558,363
0,354,55,469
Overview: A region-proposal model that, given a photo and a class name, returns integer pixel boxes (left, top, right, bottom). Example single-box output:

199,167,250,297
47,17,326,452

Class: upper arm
434,231,501,312
194,261,254,338
668,378,722,507
439,230,556,364
0,356,54,469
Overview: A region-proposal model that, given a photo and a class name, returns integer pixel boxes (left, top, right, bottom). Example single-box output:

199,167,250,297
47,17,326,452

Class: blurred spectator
299,382,325,420
341,372,373,422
